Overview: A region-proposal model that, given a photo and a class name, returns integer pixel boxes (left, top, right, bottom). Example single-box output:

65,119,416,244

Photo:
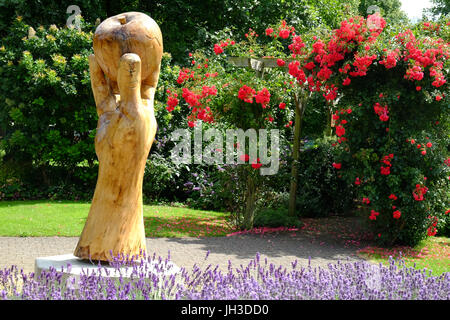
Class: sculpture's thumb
117,53,142,107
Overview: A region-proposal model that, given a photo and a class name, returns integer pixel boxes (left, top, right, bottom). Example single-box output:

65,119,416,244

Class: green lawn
0,200,234,237
357,237,450,276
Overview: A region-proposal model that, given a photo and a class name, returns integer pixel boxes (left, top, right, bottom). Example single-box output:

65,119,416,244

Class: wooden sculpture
74,12,163,261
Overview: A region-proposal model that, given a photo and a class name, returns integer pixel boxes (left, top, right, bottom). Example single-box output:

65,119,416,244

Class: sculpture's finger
141,84,154,101
141,84,156,111
117,53,142,106
89,54,116,116
141,63,161,101
141,65,161,112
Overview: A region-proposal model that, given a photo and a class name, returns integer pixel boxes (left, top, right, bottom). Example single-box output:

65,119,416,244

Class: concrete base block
34,254,180,290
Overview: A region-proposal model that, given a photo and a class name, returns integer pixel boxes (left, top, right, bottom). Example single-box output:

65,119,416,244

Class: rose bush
271,13,450,246
167,13,449,244
165,28,301,229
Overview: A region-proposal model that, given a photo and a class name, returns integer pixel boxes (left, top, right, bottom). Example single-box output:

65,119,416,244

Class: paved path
0,232,368,274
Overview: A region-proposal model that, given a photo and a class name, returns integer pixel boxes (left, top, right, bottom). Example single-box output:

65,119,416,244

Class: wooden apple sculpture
74,12,163,262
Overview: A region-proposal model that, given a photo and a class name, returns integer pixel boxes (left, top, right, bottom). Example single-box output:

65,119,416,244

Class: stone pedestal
35,254,180,291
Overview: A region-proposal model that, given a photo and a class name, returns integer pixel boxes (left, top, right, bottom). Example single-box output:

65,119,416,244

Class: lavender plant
0,252,448,300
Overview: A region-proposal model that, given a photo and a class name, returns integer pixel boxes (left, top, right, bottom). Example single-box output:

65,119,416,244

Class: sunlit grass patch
357,236,450,276
0,200,90,236
0,201,234,238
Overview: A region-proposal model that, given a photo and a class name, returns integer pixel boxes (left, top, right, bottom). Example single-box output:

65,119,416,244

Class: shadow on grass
143,215,234,238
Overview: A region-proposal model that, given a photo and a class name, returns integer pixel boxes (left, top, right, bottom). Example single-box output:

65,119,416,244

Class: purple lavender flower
0,254,448,300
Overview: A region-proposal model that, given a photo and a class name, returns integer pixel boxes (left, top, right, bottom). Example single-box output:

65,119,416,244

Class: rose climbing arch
166,13,449,243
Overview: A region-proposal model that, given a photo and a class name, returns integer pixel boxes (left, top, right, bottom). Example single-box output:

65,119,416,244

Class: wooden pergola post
227,57,306,219
288,91,306,216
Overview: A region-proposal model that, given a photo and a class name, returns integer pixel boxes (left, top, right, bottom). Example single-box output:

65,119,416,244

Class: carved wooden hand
74,53,158,261
74,12,162,262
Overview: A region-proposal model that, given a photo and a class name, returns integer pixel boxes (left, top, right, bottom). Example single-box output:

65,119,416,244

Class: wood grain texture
74,12,162,261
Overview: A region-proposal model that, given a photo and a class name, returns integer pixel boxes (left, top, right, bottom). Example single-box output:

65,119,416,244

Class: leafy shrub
254,207,302,228
182,165,225,210
143,154,191,203
0,19,186,202
0,17,96,189
255,191,291,211
295,137,356,217
142,52,193,203
0,1,104,36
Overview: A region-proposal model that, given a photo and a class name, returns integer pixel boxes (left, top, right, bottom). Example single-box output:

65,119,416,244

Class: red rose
369,210,379,220
279,29,290,39
304,62,316,70
389,194,397,200
332,162,342,169
166,96,179,112
427,227,437,236
380,166,391,175
255,88,271,108
238,85,256,103
251,158,263,169
413,184,428,201
214,44,224,55
335,125,345,137
239,154,250,162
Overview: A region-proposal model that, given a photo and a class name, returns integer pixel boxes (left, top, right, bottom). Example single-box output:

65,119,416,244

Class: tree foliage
0,18,96,190
427,0,450,18
357,0,408,24
0,0,361,63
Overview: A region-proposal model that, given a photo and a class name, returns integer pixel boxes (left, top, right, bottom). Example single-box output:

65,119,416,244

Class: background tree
0,0,106,35
426,0,450,18
0,0,360,63
357,0,408,24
